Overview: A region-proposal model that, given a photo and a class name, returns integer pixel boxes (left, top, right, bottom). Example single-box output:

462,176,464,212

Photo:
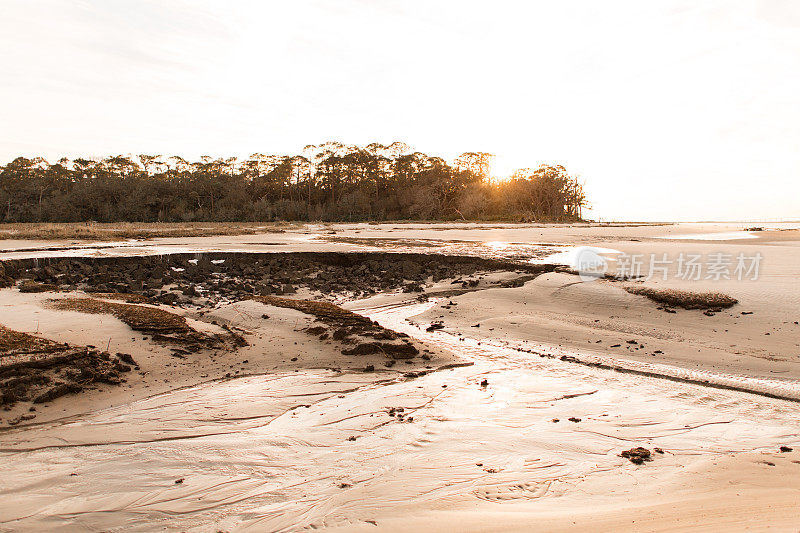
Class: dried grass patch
0,325,62,357
0,325,126,412
0,221,297,242
253,295,373,327
18,280,58,293
87,292,152,304
624,286,738,310
48,297,192,335
252,295,419,359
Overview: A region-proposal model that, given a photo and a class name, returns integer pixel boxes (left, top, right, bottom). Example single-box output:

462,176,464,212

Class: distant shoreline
0,220,664,242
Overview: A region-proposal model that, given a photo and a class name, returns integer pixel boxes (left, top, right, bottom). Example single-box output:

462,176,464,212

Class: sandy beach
1,222,799,531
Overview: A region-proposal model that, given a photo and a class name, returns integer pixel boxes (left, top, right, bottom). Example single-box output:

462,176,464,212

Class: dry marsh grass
86,292,153,304
47,297,193,335
253,295,373,325
0,221,298,241
0,325,61,358
624,286,738,310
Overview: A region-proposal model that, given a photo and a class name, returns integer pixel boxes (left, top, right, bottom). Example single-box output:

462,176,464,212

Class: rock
342,342,418,359
568,417,581,423
620,447,652,464
115,352,137,366
18,280,56,293
332,328,351,340
780,446,793,452
33,383,83,404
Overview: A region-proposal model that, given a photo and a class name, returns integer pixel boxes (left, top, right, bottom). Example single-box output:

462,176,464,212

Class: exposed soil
0,325,129,418
0,252,557,305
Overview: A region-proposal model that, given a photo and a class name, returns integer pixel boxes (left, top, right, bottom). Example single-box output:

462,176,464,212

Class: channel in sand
1,300,798,531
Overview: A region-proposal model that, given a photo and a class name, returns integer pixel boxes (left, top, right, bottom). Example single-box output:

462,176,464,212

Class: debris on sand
480,379,489,387
32,383,84,403
47,297,236,348
115,352,137,366
87,292,152,304
779,446,793,452
2,251,557,304
620,447,653,464
18,280,57,293
49,297,191,335
0,325,125,414
254,295,422,361
568,417,581,423
624,286,737,310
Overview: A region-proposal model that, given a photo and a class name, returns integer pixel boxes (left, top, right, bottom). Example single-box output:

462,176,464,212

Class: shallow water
656,231,759,241
2,301,798,532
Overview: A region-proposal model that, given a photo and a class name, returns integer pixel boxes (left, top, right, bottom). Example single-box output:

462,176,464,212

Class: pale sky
1,1,798,221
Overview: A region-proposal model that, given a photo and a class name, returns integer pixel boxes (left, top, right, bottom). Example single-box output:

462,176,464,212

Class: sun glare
489,154,515,182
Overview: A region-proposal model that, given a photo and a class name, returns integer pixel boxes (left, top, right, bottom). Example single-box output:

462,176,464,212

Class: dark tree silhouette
0,143,587,223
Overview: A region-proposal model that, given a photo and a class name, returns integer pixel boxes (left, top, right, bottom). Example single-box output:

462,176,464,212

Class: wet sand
1,222,799,531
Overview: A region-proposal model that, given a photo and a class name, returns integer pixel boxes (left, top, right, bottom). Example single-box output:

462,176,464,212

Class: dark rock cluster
1,252,556,306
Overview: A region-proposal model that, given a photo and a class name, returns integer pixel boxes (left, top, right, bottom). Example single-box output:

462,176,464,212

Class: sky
1,0,798,221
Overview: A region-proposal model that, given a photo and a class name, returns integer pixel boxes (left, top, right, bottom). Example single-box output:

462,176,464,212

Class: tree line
0,142,587,223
